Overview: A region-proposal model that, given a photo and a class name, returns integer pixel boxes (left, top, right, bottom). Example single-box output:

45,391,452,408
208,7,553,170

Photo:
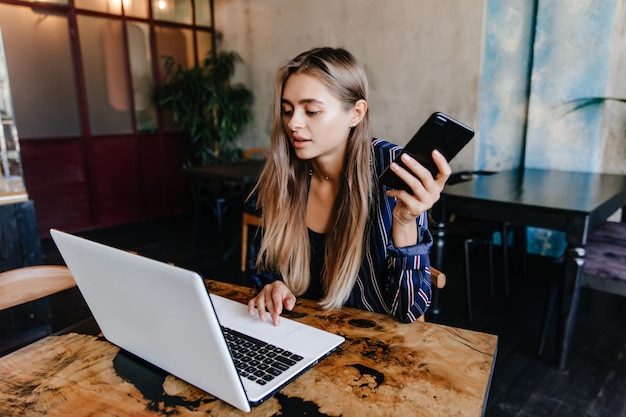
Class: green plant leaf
561,96,626,116
154,50,254,166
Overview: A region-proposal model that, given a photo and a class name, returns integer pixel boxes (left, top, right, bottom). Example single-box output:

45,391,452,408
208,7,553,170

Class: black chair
0,201,42,271
539,212,626,356
445,171,526,321
186,174,244,251
0,200,55,356
239,148,269,271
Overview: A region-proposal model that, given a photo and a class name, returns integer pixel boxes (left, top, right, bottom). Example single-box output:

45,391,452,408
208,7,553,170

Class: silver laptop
50,228,344,413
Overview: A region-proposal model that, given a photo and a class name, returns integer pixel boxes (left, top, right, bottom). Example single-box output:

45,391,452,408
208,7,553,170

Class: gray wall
214,0,626,179
214,0,485,173
525,0,626,175
214,0,626,256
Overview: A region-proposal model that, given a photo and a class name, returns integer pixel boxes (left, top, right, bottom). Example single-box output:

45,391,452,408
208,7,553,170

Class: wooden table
432,167,626,369
0,280,497,416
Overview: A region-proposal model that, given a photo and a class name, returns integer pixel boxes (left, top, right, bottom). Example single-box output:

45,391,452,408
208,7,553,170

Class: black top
304,228,326,300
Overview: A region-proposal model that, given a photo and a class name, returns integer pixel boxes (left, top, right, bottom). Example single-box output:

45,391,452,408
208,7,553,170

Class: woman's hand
247,280,297,326
386,150,451,247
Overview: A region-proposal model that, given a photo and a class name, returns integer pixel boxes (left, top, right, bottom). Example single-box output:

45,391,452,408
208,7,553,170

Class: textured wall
477,1,536,171
214,0,626,257
602,0,626,175
214,0,485,173
524,0,625,255
525,0,620,172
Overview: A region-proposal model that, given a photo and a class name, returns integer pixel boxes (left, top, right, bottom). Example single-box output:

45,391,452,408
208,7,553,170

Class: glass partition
0,28,27,205
74,0,148,17
78,15,133,135
0,4,81,138
123,0,149,18
127,22,157,132
75,0,122,14
194,0,212,26
152,0,192,24
196,30,213,61
21,0,67,4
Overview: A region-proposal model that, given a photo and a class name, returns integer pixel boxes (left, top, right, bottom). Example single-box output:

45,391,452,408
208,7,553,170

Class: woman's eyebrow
281,98,325,105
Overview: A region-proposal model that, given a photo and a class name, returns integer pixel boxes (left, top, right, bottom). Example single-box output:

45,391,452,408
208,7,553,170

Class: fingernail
401,153,413,162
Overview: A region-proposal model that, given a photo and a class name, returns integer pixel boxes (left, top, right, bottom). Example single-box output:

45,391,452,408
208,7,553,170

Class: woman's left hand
386,150,451,246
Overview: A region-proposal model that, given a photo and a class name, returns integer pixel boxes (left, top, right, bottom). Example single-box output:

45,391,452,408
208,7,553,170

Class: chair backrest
582,220,626,297
0,201,43,272
447,170,497,185
0,265,76,311
430,267,446,290
242,148,270,161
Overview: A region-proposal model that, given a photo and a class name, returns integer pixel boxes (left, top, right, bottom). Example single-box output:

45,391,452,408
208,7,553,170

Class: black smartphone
379,112,474,192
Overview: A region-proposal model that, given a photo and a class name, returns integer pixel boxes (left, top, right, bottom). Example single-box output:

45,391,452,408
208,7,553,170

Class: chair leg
191,205,201,247
208,198,227,255
538,258,565,357
241,213,262,272
241,222,248,272
487,239,495,297
519,227,528,278
214,208,223,253
464,238,474,322
465,232,498,321
538,284,557,356
502,223,510,295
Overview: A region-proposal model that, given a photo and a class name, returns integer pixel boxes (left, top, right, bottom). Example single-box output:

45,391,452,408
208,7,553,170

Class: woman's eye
281,108,293,116
306,110,320,116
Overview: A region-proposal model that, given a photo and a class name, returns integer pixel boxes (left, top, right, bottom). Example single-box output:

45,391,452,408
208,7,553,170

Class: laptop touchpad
238,317,302,342
210,294,302,341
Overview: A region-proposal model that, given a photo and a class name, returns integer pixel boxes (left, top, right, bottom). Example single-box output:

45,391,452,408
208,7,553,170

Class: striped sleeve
345,138,433,322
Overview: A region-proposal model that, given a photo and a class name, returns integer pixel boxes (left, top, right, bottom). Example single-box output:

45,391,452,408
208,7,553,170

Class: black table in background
184,160,265,255
432,167,626,369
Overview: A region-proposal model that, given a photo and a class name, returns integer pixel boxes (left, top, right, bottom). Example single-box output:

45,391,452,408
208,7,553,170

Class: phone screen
379,112,474,192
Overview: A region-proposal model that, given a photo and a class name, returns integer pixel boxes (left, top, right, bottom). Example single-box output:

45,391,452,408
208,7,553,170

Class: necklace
308,169,330,181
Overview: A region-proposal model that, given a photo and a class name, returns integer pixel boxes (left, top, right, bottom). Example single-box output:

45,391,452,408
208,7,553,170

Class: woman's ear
351,99,368,126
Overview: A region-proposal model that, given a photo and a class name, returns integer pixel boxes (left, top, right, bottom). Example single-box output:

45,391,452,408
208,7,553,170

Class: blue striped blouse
252,138,433,322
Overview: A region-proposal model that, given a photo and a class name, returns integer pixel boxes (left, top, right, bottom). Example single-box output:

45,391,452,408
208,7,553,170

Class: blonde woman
247,47,450,326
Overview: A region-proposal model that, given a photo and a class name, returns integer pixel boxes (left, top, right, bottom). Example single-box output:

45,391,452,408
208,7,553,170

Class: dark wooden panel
89,134,188,225
20,140,92,237
89,137,141,227
161,135,190,214
135,136,170,218
19,135,189,236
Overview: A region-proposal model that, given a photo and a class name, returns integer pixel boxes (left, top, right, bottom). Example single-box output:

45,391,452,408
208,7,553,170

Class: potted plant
155,51,254,166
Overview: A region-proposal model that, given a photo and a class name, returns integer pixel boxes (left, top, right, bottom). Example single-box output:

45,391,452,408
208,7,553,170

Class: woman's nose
287,109,304,131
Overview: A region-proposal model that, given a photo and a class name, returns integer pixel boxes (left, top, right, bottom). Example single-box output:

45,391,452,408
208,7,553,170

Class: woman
247,47,450,326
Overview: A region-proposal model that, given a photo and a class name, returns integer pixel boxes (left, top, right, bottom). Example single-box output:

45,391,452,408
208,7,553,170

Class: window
0,4,80,138
0,0,214,233
0,0,214,137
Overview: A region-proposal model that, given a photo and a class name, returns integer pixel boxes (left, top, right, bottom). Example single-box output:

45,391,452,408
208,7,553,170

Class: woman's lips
292,135,311,149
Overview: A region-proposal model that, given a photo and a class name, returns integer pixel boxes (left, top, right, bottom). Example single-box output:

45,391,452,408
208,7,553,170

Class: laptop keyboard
221,326,304,386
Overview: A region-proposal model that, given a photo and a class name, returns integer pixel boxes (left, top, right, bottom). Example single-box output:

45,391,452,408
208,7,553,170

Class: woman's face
281,73,355,161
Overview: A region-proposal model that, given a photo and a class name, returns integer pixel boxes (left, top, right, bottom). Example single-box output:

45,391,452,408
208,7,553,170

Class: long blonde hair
254,47,373,309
